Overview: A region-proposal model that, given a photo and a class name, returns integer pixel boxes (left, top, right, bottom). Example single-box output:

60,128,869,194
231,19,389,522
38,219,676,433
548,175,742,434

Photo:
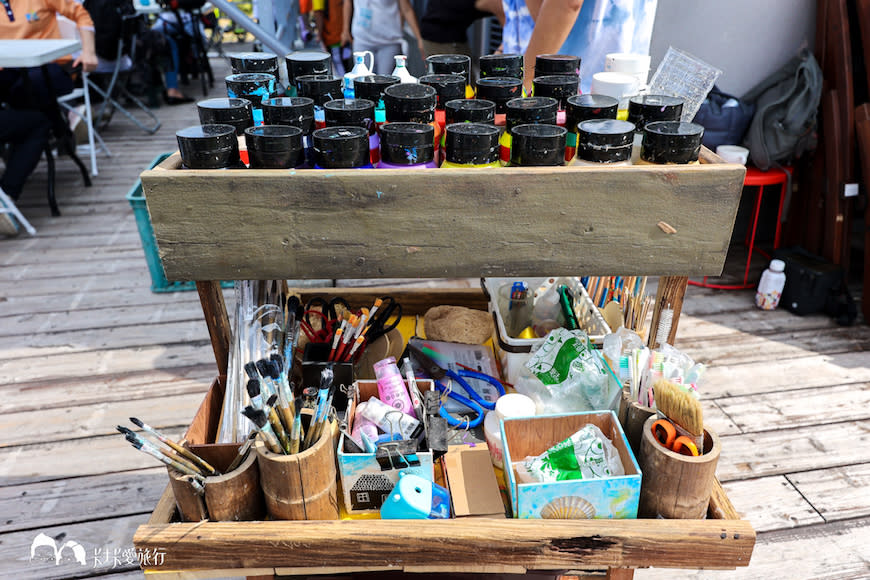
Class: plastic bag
515,424,625,483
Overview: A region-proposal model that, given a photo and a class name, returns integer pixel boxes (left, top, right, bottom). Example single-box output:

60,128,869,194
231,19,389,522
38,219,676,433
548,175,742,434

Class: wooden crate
133,152,754,578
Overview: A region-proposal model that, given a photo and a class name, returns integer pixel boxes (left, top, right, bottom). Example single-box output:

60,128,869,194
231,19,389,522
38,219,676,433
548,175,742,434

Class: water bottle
391,55,417,84
343,50,374,98
756,259,786,310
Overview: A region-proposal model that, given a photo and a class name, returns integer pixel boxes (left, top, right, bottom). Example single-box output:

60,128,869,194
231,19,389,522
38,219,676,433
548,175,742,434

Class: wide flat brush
653,379,704,450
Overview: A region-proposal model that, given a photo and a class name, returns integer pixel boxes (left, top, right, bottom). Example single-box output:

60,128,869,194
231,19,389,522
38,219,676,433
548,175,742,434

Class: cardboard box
337,380,434,515
501,411,641,519
442,444,506,518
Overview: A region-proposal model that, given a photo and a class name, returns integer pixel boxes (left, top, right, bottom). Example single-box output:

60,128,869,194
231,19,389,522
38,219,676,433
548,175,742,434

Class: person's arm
522,0,582,90
341,0,353,46
397,0,425,59
75,27,98,72
475,0,505,26
50,0,98,70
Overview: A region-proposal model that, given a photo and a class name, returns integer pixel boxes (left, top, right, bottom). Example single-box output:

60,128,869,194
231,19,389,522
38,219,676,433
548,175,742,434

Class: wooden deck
1,51,869,579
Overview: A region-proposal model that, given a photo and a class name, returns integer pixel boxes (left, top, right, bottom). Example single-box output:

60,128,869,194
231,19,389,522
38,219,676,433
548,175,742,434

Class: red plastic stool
689,165,791,290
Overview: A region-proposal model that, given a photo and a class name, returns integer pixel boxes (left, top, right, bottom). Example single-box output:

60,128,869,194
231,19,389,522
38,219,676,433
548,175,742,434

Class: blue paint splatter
376,190,383,199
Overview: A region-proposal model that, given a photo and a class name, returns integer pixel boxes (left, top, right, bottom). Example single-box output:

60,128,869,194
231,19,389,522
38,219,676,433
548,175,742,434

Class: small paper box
501,411,641,519
337,380,435,515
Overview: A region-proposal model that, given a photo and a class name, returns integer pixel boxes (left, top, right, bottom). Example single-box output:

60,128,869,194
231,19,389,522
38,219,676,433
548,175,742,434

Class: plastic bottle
343,51,374,99
373,357,416,417
359,396,422,439
756,259,786,310
391,55,417,83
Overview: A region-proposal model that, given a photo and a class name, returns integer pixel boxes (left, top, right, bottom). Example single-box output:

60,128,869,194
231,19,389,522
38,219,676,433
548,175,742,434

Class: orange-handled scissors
651,418,699,456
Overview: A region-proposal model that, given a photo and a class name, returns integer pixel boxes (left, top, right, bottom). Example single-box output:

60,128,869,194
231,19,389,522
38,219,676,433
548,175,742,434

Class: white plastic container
483,393,537,469
343,50,374,98
391,55,417,83
756,259,786,310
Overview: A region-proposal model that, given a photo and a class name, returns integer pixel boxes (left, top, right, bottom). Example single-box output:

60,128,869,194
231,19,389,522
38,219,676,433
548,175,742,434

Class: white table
0,38,81,67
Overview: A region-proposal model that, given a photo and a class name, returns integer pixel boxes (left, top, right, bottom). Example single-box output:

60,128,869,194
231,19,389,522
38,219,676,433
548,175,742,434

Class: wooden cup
167,450,265,522
255,422,340,520
638,415,721,519
617,387,656,456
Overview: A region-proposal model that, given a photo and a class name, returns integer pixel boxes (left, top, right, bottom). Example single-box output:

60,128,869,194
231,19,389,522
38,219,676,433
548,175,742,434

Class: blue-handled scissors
407,343,505,429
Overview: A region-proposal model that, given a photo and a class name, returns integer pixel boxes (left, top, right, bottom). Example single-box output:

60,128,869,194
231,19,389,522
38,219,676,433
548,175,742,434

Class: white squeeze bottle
343,50,374,98
756,259,786,310
391,55,417,83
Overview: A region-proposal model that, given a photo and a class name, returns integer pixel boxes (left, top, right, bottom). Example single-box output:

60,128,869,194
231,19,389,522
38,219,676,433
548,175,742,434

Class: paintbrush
186,476,206,496
263,393,291,452
289,409,302,454
117,426,204,475
122,430,203,479
302,388,327,450
128,419,216,475
256,359,279,400
653,378,704,450
241,406,284,454
225,430,258,472
267,355,296,430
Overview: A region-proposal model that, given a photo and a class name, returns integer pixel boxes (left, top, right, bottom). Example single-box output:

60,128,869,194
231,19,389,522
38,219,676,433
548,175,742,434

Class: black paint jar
445,99,496,125
383,83,437,123
575,119,635,164
479,53,523,80
313,126,371,168
197,98,254,136
176,124,241,169
510,124,566,166
244,125,304,169
641,121,704,164
534,54,580,77
475,76,523,116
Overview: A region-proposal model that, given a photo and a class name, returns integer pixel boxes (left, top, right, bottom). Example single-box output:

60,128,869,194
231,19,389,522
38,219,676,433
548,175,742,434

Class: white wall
649,0,816,97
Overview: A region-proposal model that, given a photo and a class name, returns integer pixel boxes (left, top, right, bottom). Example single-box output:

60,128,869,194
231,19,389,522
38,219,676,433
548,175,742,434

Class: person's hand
75,50,98,73
340,29,352,48
417,39,426,60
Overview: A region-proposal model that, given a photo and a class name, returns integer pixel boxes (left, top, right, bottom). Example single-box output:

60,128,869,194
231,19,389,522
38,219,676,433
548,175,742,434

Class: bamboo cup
255,420,340,520
617,387,656,456
638,415,721,519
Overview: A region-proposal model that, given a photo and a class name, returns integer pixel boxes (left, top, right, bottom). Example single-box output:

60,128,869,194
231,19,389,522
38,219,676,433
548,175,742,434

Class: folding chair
0,185,36,236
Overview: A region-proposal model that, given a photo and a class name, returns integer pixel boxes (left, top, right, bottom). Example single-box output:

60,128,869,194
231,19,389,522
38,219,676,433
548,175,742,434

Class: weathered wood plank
133,518,755,573
0,270,151,298
788,463,870,523
0,246,145,268
720,476,824,532
717,420,870,481
0,392,205,447
0,366,213,413
0,468,166,533
142,158,745,280
0,286,202,318
674,309,841,341
716,383,870,433
0,255,146,281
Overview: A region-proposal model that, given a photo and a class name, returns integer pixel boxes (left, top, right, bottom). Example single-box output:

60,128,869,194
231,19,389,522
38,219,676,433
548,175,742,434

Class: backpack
741,49,823,170
692,85,755,150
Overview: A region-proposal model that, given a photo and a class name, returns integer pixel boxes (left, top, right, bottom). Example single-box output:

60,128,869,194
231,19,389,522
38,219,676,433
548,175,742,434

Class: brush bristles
241,407,268,429
654,379,703,436
246,378,261,398
256,359,270,377
266,393,278,408
129,417,144,428
270,353,283,373
267,360,281,379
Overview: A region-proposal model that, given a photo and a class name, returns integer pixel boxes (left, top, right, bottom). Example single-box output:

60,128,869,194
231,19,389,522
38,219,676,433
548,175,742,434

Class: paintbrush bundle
652,378,705,455
583,276,652,338
118,418,217,479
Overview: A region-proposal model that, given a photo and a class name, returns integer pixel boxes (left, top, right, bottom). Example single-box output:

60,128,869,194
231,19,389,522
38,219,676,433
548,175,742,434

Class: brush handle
161,437,216,474
142,444,201,478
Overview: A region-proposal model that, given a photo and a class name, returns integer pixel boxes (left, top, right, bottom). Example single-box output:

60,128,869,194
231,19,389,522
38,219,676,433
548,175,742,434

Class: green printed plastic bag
518,424,625,483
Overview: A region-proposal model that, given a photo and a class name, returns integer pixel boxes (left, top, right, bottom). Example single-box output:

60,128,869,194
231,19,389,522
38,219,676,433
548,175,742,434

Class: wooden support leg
605,568,635,580
196,280,232,377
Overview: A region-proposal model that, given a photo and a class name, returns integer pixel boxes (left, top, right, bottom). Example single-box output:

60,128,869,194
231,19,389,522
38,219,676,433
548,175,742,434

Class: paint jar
197,97,253,136
479,53,524,80
565,94,618,161
509,124,566,167
500,96,558,164
285,49,332,95
295,74,343,129
640,121,704,165
572,119,635,165
325,98,379,164
426,53,472,97
225,73,279,126
229,51,279,75
445,99,496,125
176,124,241,169
628,94,684,162
532,74,578,123
312,126,371,169
383,83,440,154
354,74,400,124
534,54,580,77
419,73,465,134
244,125,304,169
261,97,315,167
442,122,500,168
379,122,436,168
475,76,523,123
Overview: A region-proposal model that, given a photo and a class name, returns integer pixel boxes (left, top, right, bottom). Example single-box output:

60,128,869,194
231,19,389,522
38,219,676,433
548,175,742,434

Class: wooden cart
133,150,755,579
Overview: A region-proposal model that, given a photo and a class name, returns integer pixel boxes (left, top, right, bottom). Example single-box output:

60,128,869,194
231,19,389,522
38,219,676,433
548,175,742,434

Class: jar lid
228,51,278,74
576,119,635,163
479,53,524,80
505,97,558,132
510,124,566,166
244,125,303,152
383,83,437,123
770,259,786,272
532,75,579,108
353,74,401,104
565,94,619,129
475,76,523,113
426,53,471,84
324,98,375,131
197,98,254,135
641,121,704,164
419,74,466,107
295,75,343,106
445,98,496,124
225,73,279,105
285,50,331,83
444,122,500,165
534,54,580,77
380,122,435,165
261,97,315,133
313,126,370,168
628,94,684,130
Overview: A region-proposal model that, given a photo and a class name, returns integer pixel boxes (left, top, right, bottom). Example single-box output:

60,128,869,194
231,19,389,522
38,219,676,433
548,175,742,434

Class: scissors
407,343,505,429
364,296,402,343
301,297,350,343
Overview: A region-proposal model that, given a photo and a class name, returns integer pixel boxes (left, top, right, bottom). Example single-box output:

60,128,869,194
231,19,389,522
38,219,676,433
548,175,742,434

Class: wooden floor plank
675,309,840,341
788,463,870,523
0,270,152,298
0,468,166,534
0,287,202,318
720,476,824,532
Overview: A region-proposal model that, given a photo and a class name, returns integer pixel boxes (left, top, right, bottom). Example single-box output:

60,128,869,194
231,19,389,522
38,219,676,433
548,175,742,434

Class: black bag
692,86,755,151
773,247,843,316
742,49,823,170
83,0,137,61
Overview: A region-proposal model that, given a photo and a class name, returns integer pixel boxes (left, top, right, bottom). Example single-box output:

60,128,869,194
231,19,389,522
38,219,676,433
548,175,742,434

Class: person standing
313,0,351,76
341,0,426,75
